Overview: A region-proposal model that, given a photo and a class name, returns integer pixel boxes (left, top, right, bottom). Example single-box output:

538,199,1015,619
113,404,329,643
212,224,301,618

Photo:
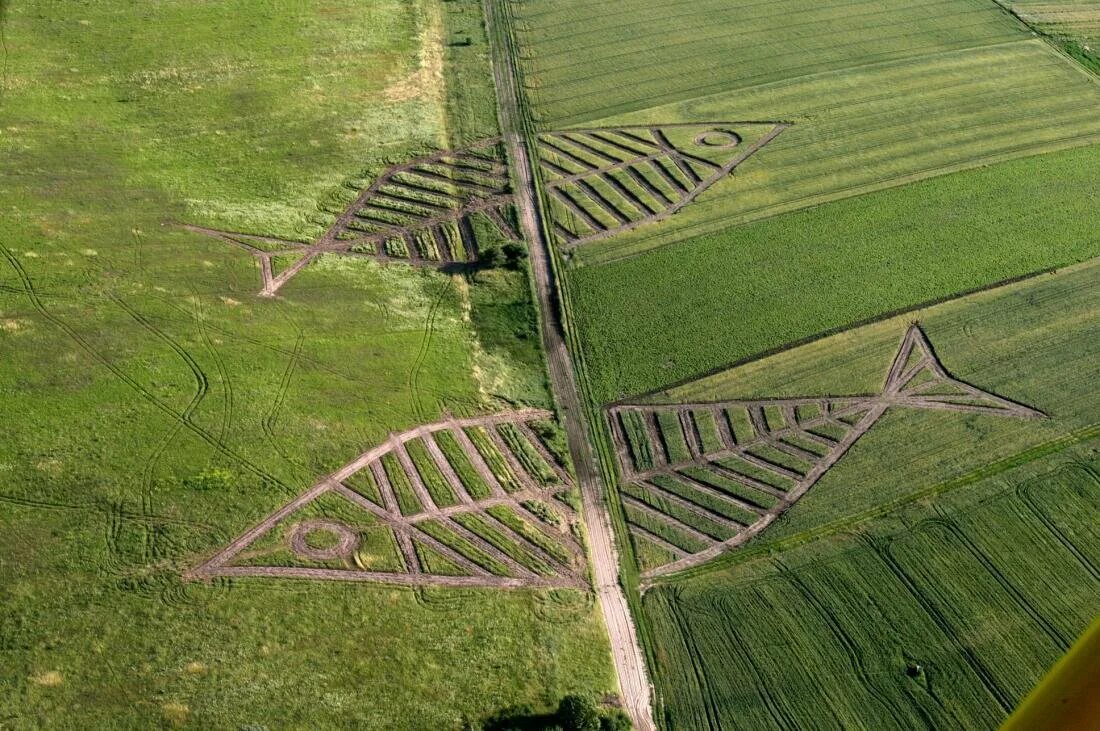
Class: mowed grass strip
571,41,1100,265
487,505,574,566
381,453,423,516
571,142,1100,403
497,423,560,486
416,519,511,577
515,0,1024,125
452,513,556,576
464,426,525,492
405,437,459,507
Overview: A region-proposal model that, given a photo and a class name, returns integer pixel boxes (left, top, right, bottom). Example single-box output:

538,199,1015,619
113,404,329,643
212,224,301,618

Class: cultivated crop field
515,0,1026,126
0,0,617,727
514,0,1100,263
644,447,1100,729
569,144,1100,403
630,254,1100,728
492,0,1100,727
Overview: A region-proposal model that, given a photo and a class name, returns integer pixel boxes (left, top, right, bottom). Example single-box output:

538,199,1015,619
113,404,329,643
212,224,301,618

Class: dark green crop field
569,144,1100,404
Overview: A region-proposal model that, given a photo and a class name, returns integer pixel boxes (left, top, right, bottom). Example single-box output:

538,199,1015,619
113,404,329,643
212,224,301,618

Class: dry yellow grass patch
30,671,63,687
383,3,445,105
162,702,190,727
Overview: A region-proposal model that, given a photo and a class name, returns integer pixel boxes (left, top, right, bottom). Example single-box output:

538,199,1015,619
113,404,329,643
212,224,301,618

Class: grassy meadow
636,259,1100,728
0,0,615,727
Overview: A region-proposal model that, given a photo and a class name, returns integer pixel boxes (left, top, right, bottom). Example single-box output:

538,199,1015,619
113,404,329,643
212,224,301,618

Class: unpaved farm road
481,2,657,729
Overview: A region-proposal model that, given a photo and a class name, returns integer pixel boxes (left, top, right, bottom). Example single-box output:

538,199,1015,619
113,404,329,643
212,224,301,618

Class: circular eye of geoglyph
288,519,359,560
695,129,742,148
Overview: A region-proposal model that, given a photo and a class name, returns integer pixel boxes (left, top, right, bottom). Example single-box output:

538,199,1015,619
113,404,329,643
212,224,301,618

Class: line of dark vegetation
468,694,631,731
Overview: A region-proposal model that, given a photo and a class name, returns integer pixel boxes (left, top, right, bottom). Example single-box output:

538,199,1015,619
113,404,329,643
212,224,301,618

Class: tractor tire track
780,566,910,730
929,512,1069,651
1016,471,1100,581
665,592,722,731
0,245,294,494
107,291,214,564
862,535,1013,715
409,279,450,423
262,326,308,474
191,291,235,443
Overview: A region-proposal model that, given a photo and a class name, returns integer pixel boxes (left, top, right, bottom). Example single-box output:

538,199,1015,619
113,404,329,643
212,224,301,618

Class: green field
635,259,1100,728
513,0,1100,265
645,449,1100,729
567,40,1100,265
515,0,1025,126
0,0,616,727
569,144,1100,403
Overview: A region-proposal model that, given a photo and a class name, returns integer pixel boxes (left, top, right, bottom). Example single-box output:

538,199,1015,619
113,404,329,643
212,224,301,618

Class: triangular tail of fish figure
881,325,1046,419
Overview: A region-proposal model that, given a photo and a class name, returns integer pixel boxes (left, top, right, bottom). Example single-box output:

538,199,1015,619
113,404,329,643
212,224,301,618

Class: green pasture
0,0,614,727
569,144,1100,404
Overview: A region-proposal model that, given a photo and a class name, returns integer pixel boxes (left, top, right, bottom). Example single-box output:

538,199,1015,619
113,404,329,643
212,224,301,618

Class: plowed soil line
482,2,656,729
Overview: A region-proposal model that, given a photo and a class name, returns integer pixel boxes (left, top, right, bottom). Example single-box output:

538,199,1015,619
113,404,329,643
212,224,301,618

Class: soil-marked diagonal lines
184,138,520,297
538,122,788,249
186,409,587,589
606,325,1045,579
183,123,786,295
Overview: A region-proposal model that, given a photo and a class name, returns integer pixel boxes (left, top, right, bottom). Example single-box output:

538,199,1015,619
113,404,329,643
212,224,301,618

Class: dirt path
481,2,657,728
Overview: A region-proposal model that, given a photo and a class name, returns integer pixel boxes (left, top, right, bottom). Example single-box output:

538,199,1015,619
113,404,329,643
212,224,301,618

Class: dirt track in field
482,2,657,728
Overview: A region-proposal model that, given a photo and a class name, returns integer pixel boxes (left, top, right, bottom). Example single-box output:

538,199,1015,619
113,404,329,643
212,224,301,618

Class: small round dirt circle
289,520,358,560
695,130,742,148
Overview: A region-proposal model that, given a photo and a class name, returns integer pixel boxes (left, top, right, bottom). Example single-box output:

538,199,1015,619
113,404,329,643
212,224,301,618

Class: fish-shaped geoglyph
606,326,1045,578
536,122,787,248
187,409,587,589
185,123,785,295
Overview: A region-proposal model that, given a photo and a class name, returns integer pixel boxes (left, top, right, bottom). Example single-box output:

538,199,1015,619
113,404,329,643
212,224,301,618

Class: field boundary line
481,1,658,727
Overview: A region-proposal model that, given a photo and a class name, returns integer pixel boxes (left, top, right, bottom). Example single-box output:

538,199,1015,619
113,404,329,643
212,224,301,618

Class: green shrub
558,695,600,731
